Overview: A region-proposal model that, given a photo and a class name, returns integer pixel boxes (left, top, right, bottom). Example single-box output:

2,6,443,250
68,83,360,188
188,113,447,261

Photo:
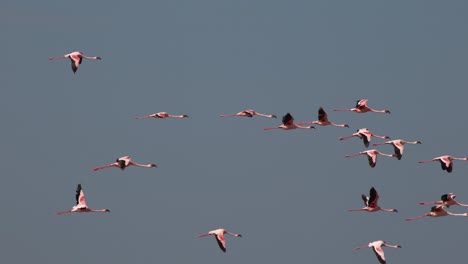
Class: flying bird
334,99,391,114
134,112,189,119
405,205,468,221
196,228,242,253
419,193,468,207
355,240,401,264
220,109,277,118
345,149,396,168
372,139,422,160
340,128,390,148
48,51,101,73
348,187,398,213
418,155,468,173
93,156,157,171
55,184,110,215
264,113,315,130
297,107,349,128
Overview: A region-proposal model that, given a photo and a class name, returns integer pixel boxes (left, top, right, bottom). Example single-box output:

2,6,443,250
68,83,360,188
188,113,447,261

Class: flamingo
297,107,349,128
348,187,398,213
418,155,468,173
345,149,396,168
264,113,315,130
372,139,422,160
55,184,110,215
134,112,188,119
220,109,277,118
93,156,157,171
48,51,101,74
355,240,401,264
405,205,468,221
196,228,242,252
419,193,468,207
339,128,390,148
334,99,391,114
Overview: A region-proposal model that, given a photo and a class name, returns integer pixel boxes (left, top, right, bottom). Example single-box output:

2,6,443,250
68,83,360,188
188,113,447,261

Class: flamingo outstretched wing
215,234,227,252
75,184,87,207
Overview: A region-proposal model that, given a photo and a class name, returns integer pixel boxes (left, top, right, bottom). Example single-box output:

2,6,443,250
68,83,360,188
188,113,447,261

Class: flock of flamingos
49,51,467,263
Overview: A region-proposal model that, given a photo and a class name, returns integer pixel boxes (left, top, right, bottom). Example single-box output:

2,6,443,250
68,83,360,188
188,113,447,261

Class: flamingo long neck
90,209,109,213
330,122,347,127
131,162,154,168
383,244,400,249
82,55,99,60
169,115,187,118
381,208,397,212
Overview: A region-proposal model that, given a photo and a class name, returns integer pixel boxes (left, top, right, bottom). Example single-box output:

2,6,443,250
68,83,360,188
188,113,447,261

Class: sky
3,0,468,263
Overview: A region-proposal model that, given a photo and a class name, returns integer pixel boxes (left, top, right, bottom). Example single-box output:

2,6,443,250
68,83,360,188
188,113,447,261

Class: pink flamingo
372,139,422,160
93,156,157,171
340,128,390,148
55,184,110,215
405,205,468,221
48,51,101,74
220,109,277,118
355,240,401,264
345,149,396,168
196,228,242,252
264,113,315,130
418,155,468,173
334,99,391,114
348,187,398,213
419,193,468,207
297,107,349,128
134,112,188,119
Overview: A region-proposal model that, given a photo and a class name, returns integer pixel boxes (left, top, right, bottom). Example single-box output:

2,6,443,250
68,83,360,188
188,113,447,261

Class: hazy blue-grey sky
3,1,468,263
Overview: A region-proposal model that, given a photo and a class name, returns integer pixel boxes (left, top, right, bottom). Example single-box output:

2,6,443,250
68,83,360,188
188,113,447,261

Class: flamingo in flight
134,112,188,119
297,107,349,128
348,187,398,213
220,109,277,118
93,156,157,171
372,139,422,160
355,240,401,264
340,128,390,148
264,113,315,131
345,149,396,168
334,99,391,114
419,193,468,207
418,155,468,173
405,205,468,221
55,184,110,215
196,228,242,253
48,51,101,74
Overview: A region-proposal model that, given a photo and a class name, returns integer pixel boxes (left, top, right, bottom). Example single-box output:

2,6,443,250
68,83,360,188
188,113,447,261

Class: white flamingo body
419,193,468,207
297,107,349,128
373,139,421,160
93,156,157,171
418,155,468,173
345,149,396,168
334,99,391,114
56,184,110,215
196,228,242,252
134,112,188,119
348,187,398,213
355,240,401,264
48,51,101,73
220,109,277,118
264,113,315,130
405,205,468,221
340,128,390,148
